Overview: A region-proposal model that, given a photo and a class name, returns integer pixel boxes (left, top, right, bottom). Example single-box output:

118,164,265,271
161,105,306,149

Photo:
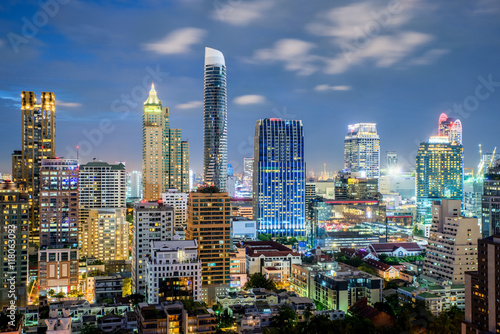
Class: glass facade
253,118,306,237
203,47,227,191
344,123,380,179
416,137,463,223
482,161,500,237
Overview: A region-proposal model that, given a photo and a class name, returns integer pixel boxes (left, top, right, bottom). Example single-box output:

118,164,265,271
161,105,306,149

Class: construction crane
488,147,497,169
477,144,484,177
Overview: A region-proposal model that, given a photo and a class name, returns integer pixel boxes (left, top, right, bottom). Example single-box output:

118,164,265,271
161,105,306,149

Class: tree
197,186,220,193
80,324,103,334
257,234,272,241
122,278,132,297
244,273,277,291
128,293,145,306
102,298,114,304
270,305,297,333
48,289,55,297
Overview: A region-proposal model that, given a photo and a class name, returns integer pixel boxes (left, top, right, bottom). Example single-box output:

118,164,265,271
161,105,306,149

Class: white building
368,242,422,257
126,170,142,201
145,240,201,303
423,200,480,284
344,123,380,179
132,201,175,295
162,189,188,228
231,217,257,240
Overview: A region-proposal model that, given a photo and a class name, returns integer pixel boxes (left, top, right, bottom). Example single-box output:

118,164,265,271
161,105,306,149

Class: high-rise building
482,159,500,237
132,201,174,295
253,118,306,237
386,151,398,170
0,181,29,307
145,240,202,304
203,47,227,191
142,84,189,201
416,136,463,223
161,189,188,229
126,170,142,202
39,159,79,248
186,188,231,305
344,123,380,179
78,161,126,250
423,199,479,284
438,113,462,145
243,157,253,194
11,150,22,182
463,235,500,333
16,91,56,244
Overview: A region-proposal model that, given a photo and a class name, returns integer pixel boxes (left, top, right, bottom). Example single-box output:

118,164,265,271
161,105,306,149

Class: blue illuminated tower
203,47,228,191
253,118,306,237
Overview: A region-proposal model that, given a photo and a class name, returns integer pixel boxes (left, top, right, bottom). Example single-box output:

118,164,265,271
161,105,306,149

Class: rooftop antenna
76,146,79,160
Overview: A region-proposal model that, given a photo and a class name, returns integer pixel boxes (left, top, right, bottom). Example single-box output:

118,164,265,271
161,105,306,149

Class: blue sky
1,0,499,175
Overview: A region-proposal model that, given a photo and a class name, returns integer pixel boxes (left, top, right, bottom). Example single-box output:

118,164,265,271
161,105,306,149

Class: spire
144,82,161,105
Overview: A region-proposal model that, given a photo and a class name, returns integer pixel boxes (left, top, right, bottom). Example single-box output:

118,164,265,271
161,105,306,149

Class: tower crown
144,83,161,105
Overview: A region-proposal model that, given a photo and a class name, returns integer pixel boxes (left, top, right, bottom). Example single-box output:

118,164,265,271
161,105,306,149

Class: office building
0,181,29,307
482,159,500,237
38,247,79,295
126,171,142,202
132,201,175,295
80,208,128,262
161,189,188,228
416,136,463,223
78,161,126,249
463,235,500,334
11,150,22,182
186,188,231,305
344,123,380,179
243,157,253,193
253,118,306,237
39,159,79,248
231,217,257,240
423,200,479,284
15,91,56,243
438,113,462,145
203,47,228,191
145,240,202,304
142,84,189,201
86,275,124,304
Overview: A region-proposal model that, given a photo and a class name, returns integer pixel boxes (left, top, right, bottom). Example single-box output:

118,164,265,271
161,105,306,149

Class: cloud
175,101,203,109
143,28,206,55
212,0,275,26
234,95,267,105
408,48,449,65
253,39,318,75
315,84,351,92
56,101,82,107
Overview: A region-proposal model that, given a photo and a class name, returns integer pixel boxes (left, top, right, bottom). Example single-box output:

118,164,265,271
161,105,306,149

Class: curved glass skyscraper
203,47,227,191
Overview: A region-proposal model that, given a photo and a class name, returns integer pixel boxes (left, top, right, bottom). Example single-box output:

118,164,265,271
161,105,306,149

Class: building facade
423,200,479,284
416,136,463,223
0,181,29,307
162,189,189,228
203,47,228,191
482,160,500,237
344,123,380,179
145,240,202,304
186,189,231,305
142,84,189,201
253,118,306,237
463,235,500,334
132,201,175,295
16,91,56,244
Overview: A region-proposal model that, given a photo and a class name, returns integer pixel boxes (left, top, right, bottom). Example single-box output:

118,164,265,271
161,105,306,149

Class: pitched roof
364,258,397,272
370,242,422,253
239,241,300,257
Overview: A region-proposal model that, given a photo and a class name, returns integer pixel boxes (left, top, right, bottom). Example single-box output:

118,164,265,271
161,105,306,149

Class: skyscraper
416,136,463,223
438,113,462,145
142,84,189,201
344,123,380,179
253,118,306,237
203,47,227,191
126,170,142,201
482,159,500,237
386,151,398,169
186,188,231,305
243,157,253,193
16,91,56,244
0,181,29,307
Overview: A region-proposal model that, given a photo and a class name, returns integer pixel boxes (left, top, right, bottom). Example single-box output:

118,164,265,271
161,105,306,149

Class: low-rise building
230,246,247,289
398,283,465,316
364,258,401,280
231,217,257,240
86,275,124,304
368,242,422,257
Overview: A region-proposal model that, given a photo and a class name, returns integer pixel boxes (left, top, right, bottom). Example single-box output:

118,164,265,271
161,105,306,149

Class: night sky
1,0,499,175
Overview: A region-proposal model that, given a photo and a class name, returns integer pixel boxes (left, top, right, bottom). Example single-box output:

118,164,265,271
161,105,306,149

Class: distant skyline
1,0,499,175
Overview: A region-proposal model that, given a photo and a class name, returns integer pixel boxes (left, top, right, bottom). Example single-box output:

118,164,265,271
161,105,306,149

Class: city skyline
1,1,500,176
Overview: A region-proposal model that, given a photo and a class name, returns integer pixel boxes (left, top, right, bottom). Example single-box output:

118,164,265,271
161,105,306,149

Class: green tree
270,305,297,333
244,273,277,291
257,234,272,241
80,324,103,334
128,293,145,306
122,278,132,297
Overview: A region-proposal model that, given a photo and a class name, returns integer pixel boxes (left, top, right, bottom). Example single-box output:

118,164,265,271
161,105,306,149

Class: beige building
142,84,189,201
423,199,480,284
80,208,128,262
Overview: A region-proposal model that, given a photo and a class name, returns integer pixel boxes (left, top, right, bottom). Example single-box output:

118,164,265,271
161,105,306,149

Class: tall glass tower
344,123,380,179
203,47,227,191
416,136,464,223
253,118,306,237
